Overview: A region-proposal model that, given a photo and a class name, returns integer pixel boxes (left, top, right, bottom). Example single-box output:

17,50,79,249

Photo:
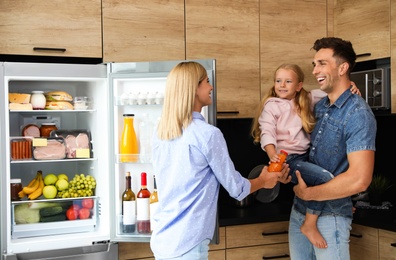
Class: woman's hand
350,81,361,96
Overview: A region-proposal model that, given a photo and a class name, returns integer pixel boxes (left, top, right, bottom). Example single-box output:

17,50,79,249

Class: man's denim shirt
294,89,377,219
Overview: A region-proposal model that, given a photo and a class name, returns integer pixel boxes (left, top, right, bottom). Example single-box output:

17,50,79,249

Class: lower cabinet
350,224,379,260
226,221,290,260
379,229,396,260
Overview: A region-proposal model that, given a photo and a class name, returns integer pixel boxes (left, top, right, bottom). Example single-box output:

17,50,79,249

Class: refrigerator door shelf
11,197,98,239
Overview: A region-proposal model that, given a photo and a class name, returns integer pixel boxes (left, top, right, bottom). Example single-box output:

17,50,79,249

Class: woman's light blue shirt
150,112,250,258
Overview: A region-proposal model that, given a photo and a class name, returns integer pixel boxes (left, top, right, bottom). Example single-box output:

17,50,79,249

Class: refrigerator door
107,59,217,242
3,243,118,260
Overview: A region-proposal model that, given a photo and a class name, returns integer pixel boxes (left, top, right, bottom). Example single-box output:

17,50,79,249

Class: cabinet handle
217,111,239,115
356,53,371,58
262,230,288,236
33,47,67,52
391,243,396,248
350,232,363,238
262,253,290,259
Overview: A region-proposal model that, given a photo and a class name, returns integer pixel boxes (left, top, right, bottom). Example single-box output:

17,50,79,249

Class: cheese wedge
9,93,31,104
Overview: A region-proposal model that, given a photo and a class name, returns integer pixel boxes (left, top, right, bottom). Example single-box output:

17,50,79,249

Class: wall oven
350,67,390,110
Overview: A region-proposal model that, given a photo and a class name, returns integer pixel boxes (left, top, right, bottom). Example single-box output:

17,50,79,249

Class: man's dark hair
312,37,357,76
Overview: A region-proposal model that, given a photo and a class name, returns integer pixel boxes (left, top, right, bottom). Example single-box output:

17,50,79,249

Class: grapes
57,174,96,198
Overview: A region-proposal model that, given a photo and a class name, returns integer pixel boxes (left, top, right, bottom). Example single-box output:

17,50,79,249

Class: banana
19,172,39,198
28,174,44,200
22,175,40,195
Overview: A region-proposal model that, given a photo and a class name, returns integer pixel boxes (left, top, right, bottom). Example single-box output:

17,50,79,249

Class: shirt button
312,147,315,150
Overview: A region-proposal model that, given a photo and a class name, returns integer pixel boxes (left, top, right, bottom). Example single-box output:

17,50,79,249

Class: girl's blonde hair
251,63,316,144
157,61,208,140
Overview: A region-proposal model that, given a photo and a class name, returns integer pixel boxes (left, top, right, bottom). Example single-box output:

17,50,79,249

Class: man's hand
293,170,310,200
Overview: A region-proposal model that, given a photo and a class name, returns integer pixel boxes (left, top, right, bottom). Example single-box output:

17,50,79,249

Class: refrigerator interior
2,62,112,255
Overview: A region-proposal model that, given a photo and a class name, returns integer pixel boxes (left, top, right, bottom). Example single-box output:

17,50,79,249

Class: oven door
350,68,390,110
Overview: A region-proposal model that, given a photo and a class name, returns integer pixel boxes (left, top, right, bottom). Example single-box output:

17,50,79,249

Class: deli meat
33,139,66,160
22,124,40,137
64,133,90,158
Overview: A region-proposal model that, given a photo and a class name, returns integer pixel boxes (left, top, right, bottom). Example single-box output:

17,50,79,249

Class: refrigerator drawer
12,197,98,239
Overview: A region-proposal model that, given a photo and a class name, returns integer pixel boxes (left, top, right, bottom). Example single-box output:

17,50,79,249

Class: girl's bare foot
300,222,328,249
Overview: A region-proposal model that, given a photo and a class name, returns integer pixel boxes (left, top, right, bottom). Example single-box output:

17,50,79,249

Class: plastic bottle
136,172,151,233
149,175,158,232
30,91,46,110
121,172,136,233
120,114,139,162
268,150,288,172
138,114,154,163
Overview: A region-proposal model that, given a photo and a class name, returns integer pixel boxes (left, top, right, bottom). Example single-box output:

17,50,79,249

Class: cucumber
39,206,63,217
40,213,66,222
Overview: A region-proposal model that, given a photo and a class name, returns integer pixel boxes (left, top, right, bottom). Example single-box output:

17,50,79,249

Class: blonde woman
150,61,290,260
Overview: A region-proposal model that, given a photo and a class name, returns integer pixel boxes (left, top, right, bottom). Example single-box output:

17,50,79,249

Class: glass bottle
139,114,154,163
149,175,159,232
137,172,151,233
268,150,288,172
121,172,136,233
119,114,139,162
30,91,46,110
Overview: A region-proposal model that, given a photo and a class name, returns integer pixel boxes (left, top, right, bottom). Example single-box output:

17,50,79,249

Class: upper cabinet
186,0,260,118
332,0,390,62
102,0,185,63
0,0,102,58
260,0,328,93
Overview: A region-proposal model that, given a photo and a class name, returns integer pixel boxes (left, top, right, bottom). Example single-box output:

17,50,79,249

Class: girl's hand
269,154,280,163
350,81,361,96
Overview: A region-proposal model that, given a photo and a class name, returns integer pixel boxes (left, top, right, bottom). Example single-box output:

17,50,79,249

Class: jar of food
40,123,58,137
30,90,46,110
10,179,22,201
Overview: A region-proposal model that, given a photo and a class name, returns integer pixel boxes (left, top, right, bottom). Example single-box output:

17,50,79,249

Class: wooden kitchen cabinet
260,0,327,95
0,0,102,58
379,229,396,259
226,221,290,259
332,0,390,62
186,0,260,118
349,223,379,260
102,0,185,63
391,1,396,113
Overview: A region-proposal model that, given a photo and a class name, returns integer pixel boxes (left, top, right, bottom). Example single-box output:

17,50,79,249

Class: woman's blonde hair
157,61,208,140
251,63,316,144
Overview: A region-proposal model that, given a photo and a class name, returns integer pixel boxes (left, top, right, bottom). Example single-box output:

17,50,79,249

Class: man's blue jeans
289,207,352,259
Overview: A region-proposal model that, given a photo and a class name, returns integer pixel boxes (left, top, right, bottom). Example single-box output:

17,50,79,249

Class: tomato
82,198,94,209
78,208,91,219
69,204,81,211
66,208,79,220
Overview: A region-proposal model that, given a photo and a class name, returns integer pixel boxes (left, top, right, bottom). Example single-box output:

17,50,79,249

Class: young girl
251,63,359,249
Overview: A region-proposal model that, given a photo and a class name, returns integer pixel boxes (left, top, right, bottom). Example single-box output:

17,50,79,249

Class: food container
30,90,46,110
10,179,22,201
32,137,67,160
40,123,58,137
10,137,33,160
50,130,93,158
73,96,92,110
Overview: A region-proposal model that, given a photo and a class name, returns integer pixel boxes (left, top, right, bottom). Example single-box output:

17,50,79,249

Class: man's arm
293,150,374,201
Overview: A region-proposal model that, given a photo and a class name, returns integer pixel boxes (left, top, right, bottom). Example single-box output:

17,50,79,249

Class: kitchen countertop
219,196,396,233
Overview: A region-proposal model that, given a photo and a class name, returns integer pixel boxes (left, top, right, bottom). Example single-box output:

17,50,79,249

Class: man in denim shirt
289,37,377,260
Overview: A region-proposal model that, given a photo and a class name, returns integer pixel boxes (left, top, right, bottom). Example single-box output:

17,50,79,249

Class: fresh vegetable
81,198,94,209
78,208,91,219
39,206,63,217
66,207,79,220
40,214,66,222
14,204,40,224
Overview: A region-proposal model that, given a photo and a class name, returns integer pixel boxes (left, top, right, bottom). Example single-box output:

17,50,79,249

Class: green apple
44,174,58,186
43,185,57,199
55,179,69,191
57,173,69,181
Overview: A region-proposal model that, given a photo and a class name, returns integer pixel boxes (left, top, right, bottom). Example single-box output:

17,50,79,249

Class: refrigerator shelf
9,109,96,113
115,154,152,164
10,158,96,164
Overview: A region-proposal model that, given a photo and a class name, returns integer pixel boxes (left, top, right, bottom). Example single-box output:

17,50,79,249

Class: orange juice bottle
120,114,139,162
268,150,288,172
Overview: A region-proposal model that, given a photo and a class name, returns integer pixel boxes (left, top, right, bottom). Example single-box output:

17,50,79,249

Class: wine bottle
121,172,136,233
137,172,151,233
149,175,159,232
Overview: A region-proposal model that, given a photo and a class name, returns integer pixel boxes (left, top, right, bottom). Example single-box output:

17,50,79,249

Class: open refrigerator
0,60,216,259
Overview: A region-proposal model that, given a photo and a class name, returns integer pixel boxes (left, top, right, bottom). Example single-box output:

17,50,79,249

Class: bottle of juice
120,114,139,162
268,150,288,172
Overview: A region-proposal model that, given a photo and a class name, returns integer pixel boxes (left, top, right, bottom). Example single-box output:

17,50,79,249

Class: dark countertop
219,193,396,232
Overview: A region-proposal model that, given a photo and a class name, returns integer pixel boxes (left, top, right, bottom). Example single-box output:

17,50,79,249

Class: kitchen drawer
210,227,226,251
379,229,396,259
118,242,153,260
226,243,290,260
350,223,378,260
208,249,226,260
226,221,289,248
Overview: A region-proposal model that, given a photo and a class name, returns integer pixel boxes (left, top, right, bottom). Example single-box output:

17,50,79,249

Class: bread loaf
9,93,31,104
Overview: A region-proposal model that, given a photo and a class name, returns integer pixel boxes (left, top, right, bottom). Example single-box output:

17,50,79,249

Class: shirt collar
192,111,205,120
324,89,353,109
